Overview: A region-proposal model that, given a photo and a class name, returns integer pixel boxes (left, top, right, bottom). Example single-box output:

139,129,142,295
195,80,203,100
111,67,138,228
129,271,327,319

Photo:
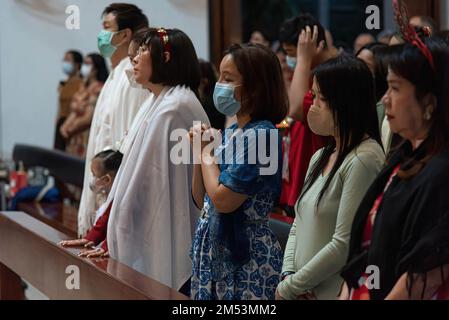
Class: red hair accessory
157,28,172,58
393,0,435,70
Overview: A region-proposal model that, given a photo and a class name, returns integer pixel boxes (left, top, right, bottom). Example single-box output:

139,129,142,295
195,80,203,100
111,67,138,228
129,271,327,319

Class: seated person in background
60,53,109,158
60,149,123,258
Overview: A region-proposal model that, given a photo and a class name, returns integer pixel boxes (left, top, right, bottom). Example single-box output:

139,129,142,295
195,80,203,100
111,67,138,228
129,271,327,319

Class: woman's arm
60,113,78,138
339,282,350,300
386,265,449,300
281,220,298,275
68,105,95,135
276,220,297,300
192,164,206,210
201,158,248,213
289,25,325,122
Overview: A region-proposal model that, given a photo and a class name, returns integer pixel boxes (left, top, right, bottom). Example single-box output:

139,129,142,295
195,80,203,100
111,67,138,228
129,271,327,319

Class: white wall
0,0,209,159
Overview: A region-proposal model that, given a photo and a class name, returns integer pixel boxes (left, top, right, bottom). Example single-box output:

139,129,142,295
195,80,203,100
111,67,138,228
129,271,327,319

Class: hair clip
393,0,435,70
156,28,172,58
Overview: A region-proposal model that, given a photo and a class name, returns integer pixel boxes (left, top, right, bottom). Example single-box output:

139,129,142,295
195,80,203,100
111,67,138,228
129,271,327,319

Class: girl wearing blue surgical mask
55,50,84,151
189,43,288,300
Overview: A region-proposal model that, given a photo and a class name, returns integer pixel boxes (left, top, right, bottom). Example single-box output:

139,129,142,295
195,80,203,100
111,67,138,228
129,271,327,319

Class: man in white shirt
78,3,150,236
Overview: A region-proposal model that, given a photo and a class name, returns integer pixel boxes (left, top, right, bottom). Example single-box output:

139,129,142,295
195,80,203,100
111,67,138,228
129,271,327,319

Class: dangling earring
424,111,432,121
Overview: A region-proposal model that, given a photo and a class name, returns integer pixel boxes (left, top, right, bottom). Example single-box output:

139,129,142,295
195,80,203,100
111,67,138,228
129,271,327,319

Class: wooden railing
0,211,189,300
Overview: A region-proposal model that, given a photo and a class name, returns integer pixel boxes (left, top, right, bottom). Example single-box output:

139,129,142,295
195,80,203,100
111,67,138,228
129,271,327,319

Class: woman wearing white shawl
107,28,209,291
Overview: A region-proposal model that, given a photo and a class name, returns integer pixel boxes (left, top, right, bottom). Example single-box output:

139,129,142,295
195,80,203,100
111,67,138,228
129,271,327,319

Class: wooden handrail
0,212,189,300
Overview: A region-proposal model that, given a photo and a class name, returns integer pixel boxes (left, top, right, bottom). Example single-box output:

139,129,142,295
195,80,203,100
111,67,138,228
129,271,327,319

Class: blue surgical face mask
286,55,297,70
62,62,74,75
213,83,242,117
98,30,119,58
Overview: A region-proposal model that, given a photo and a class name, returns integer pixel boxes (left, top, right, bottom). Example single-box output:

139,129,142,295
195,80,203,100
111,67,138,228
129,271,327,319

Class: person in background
353,33,375,54
77,3,150,238
389,32,404,46
60,149,123,258
190,43,288,300
249,29,271,47
60,53,109,158
410,15,437,36
55,50,84,151
377,30,396,45
198,59,225,131
275,47,293,90
356,43,389,128
276,55,384,300
340,37,449,300
356,42,398,155
325,30,341,57
278,14,337,217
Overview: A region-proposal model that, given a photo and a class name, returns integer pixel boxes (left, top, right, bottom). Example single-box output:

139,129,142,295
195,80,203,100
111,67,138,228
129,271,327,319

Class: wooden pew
0,211,189,300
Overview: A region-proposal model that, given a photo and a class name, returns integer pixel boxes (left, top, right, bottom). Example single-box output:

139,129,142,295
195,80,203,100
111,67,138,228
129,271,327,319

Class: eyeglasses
136,46,149,58
129,45,149,64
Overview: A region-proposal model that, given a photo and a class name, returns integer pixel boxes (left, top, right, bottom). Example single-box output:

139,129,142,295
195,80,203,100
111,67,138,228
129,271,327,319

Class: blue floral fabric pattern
190,120,283,300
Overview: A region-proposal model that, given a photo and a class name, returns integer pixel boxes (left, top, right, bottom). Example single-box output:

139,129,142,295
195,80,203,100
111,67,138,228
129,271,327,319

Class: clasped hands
188,123,221,164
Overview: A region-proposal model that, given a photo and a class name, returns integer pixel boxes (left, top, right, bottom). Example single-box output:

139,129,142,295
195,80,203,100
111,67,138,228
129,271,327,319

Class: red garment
435,279,449,299
85,201,112,249
280,91,326,207
350,166,400,300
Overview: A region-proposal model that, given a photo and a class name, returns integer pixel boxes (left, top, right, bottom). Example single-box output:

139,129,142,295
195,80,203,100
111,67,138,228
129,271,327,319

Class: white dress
77,58,150,237
107,85,210,290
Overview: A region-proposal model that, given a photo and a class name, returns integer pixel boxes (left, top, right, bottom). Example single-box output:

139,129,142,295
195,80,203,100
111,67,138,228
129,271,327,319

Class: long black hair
88,53,109,83
388,37,449,179
299,55,382,206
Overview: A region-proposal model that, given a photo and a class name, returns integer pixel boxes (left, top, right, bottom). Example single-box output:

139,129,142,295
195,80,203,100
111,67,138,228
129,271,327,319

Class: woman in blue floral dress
189,43,289,300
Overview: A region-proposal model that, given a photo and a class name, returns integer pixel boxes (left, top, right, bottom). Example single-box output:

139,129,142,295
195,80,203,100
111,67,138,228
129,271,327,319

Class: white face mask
81,64,92,78
125,69,143,89
307,104,335,137
89,175,108,195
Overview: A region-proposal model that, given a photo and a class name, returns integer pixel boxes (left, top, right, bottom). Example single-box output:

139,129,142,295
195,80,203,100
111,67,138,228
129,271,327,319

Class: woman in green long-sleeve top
276,55,385,300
